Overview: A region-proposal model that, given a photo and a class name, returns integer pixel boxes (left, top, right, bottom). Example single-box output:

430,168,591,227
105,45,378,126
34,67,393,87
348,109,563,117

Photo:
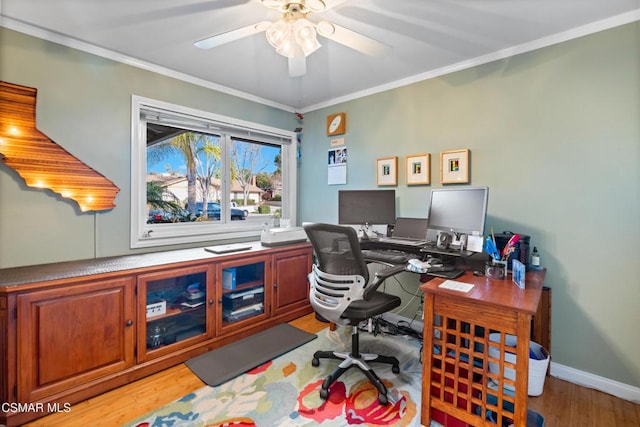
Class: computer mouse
473,270,484,276
428,256,443,267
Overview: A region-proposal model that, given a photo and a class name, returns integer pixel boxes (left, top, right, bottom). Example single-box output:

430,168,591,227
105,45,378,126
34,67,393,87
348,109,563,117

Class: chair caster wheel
378,394,388,405
392,365,400,374
312,358,320,367
319,388,330,400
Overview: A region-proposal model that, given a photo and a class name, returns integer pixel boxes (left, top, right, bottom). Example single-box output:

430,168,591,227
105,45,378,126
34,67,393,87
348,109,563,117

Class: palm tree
148,131,221,218
194,137,222,219
146,181,184,217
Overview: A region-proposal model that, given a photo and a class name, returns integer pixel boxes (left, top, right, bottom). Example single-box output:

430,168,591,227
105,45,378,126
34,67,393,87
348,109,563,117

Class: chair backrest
302,222,370,324
302,222,369,281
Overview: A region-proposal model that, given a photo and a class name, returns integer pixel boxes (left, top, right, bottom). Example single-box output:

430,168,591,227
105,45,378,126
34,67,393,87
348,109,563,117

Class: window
131,96,297,248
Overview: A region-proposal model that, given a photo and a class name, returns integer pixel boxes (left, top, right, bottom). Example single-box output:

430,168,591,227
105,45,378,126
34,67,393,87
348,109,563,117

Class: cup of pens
485,260,507,279
485,229,519,279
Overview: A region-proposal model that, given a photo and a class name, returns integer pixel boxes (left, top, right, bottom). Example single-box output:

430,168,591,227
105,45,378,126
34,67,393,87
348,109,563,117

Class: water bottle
531,247,540,267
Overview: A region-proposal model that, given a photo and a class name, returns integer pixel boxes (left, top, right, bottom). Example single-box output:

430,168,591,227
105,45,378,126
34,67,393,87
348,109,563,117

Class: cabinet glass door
138,264,213,361
218,256,271,333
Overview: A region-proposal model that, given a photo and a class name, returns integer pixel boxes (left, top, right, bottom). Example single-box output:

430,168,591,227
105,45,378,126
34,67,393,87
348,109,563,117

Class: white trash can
488,333,550,396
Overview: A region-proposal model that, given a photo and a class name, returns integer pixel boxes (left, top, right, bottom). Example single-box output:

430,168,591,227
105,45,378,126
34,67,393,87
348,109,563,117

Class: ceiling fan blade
288,57,306,77
194,21,271,49
316,21,389,56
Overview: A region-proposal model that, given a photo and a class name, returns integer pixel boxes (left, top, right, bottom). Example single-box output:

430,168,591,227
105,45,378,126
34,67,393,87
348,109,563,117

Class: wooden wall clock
326,112,346,136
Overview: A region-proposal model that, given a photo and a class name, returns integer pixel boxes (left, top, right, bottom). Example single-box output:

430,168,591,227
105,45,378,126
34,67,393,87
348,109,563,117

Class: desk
419,269,546,427
359,238,425,254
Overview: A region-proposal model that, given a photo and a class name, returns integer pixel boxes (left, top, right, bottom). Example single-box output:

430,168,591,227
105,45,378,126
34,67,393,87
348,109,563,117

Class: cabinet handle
218,299,222,304
125,320,133,327
274,283,278,289
209,299,214,305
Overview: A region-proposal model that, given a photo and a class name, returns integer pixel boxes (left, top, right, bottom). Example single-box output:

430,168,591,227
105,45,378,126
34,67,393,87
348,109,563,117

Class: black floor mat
185,323,317,386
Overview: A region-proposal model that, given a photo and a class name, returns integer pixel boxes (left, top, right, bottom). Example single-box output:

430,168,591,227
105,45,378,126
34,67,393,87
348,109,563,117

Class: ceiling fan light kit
266,17,321,58
264,1,323,59
195,0,386,77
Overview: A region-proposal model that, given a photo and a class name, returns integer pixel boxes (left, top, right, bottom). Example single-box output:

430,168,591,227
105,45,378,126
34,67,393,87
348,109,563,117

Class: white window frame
130,95,297,249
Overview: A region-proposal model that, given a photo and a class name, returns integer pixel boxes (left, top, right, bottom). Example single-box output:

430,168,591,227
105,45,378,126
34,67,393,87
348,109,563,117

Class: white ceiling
2,0,639,112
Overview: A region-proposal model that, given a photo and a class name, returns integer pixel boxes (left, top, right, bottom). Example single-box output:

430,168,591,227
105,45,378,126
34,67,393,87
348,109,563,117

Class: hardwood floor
25,314,639,426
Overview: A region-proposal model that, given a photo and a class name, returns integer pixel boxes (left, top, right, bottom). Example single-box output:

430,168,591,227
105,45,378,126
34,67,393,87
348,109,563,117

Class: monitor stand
357,223,376,240
449,232,468,251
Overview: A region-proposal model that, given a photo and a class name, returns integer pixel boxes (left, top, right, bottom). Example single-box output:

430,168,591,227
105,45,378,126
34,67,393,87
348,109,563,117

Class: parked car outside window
147,207,191,223
194,202,248,221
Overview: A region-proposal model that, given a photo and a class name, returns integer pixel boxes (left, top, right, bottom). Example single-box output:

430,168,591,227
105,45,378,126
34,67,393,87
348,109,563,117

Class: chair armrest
375,264,407,280
363,264,407,299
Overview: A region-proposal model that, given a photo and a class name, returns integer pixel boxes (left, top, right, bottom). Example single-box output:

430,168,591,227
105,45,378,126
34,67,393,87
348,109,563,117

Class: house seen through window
131,96,297,248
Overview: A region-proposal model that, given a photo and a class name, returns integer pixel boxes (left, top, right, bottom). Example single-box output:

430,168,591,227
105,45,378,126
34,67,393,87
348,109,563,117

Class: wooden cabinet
16,277,135,403
272,247,312,317
0,242,313,427
137,264,214,362
420,269,546,427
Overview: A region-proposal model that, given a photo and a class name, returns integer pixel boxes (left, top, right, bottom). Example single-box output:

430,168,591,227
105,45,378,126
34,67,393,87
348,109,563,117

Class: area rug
126,326,424,427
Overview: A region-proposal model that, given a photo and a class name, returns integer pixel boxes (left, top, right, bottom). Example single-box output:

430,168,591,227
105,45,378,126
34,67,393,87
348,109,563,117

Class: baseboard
550,362,640,403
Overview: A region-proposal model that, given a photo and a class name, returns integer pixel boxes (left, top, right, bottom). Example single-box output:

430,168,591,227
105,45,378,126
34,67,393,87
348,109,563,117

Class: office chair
302,222,407,405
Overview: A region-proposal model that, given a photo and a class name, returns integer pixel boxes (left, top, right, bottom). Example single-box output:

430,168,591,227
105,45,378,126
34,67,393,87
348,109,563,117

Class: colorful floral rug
126,326,423,427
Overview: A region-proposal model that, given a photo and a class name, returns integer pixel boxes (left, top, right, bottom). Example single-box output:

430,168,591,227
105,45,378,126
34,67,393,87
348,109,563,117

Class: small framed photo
406,153,430,185
512,259,526,289
376,156,398,186
440,149,470,184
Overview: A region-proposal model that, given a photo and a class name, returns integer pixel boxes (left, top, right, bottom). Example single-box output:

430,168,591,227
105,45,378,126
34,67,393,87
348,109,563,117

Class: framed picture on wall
406,153,430,185
440,149,470,184
376,156,398,186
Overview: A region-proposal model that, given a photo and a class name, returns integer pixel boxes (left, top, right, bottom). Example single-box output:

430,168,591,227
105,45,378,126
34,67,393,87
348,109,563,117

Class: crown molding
300,9,640,113
2,9,638,114
0,16,296,113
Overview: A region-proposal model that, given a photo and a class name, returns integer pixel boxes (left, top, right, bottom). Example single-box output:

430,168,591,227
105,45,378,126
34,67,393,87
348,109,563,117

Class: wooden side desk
419,269,546,427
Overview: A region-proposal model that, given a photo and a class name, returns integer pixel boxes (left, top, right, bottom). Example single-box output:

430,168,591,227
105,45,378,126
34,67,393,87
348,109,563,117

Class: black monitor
338,190,396,226
427,186,489,237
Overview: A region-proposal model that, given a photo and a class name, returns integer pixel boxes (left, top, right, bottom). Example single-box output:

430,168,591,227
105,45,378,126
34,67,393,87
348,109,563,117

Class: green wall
299,23,640,387
1,21,638,391
0,28,294,267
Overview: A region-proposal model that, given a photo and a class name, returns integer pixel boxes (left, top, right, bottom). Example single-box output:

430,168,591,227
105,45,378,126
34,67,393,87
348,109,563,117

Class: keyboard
205,243,252,254
377,237,427,247
421,243,473,257
361,249,410,264
427,267,465,279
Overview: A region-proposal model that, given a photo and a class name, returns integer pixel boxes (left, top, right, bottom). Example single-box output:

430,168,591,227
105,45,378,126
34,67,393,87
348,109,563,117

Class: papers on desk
438,280,474,293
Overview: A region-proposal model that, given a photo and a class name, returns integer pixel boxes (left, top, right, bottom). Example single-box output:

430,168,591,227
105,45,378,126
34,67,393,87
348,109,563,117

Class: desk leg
421,293,435,427
515,312,532,425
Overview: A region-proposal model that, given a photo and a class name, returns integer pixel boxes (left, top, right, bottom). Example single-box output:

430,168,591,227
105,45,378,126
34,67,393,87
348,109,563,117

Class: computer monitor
338,190,396,226
427,186,489,238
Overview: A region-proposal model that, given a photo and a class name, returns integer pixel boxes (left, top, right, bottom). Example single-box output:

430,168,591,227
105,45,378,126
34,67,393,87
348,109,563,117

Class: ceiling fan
194,0,388,77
